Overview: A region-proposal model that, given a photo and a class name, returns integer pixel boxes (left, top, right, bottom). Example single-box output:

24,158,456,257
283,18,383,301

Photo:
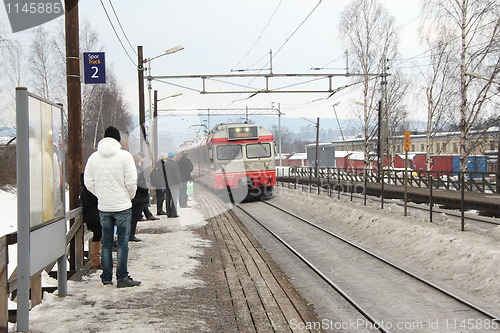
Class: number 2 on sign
91,66,99,79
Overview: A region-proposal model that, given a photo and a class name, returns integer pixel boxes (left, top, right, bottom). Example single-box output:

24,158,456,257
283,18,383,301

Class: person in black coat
80,173,102,268
130,154,150,242
177,151,193,208
150,152,168,215
165,152,182,217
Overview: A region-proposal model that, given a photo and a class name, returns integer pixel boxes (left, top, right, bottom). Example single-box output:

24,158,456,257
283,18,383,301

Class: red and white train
180,123,276,200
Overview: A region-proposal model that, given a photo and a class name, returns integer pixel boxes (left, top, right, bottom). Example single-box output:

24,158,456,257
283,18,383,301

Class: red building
287,153,308,167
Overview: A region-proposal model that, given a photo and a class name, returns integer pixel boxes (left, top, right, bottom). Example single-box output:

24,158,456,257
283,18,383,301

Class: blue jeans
99,208,131,282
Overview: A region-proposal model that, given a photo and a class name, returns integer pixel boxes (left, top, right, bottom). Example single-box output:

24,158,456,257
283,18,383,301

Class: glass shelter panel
28,98,43,228
27,95,65,228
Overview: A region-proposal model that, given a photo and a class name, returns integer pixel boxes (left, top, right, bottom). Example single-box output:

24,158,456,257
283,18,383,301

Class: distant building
330,127,498,156
305,143,336,167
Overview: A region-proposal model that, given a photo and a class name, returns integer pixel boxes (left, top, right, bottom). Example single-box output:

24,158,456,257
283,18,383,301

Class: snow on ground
1,188,210,332
0,189,17,235
270,186,500,314
1,184,499,330
25,206,210,333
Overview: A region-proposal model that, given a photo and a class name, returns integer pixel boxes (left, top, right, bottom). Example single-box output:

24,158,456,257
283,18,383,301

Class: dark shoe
147,216,160,220
102,280,113,286
168,215,180,218
138,218,147,221
129,236,142,242
157,211,167,215
117,276,141,288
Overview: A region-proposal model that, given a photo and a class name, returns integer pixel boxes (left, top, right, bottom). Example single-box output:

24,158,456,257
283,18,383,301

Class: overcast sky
1,0,427,144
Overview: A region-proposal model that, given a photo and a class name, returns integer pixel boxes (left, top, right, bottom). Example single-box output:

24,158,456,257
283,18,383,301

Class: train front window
217,145,243,160
246,143,271,159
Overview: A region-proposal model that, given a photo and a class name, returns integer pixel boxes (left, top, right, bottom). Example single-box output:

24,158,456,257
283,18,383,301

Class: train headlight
264,161,269,169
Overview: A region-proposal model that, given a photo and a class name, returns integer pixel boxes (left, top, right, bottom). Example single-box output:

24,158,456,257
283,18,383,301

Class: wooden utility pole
137,46,146,151
65,0,82,270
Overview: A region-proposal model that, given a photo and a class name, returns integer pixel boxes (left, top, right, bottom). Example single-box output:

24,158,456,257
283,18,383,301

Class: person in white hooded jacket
84,126,141,288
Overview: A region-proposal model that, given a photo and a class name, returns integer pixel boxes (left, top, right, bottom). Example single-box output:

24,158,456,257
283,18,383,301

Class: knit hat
168,152,175,159
104,126,121,142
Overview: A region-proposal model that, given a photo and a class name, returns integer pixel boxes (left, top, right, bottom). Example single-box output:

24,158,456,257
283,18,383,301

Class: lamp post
464,71,500,85
301,117,320,178
153,91,183,162
137,45,184,153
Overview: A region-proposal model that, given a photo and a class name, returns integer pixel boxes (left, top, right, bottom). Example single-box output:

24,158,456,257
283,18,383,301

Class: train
180,123,277,201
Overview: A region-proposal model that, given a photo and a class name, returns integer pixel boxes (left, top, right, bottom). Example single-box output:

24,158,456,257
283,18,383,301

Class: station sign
404,130,411,152
83,52,106,84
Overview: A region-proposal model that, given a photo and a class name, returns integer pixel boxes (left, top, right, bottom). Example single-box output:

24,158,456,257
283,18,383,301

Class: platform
24,186,322,332
195,186,322,332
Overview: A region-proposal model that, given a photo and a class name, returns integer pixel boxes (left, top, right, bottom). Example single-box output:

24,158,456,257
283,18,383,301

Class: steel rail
261,200,500,322
235,204,392,333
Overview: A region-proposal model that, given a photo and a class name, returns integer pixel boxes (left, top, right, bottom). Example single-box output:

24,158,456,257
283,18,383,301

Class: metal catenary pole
315,117,320,179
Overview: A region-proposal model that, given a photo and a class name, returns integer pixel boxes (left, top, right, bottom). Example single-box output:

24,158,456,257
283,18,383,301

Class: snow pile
271,187,500,312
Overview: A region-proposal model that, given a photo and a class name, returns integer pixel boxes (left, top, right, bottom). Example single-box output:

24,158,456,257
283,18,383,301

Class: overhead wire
228,0,324,105
231,0,284,71
269,0,323,64
197,0,284,115
99,0,136,66
108,0,137,56
392,19,498,68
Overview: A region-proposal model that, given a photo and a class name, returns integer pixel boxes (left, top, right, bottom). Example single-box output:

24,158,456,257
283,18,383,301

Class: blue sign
83,52,106,84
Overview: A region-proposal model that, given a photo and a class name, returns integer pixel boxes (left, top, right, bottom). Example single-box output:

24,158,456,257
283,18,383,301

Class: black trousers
156,189,167,213
165,189,178,217
142,204,153,218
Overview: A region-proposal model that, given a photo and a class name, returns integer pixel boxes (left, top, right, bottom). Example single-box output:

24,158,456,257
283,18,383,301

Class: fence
279,167,498,194
0,207,87,332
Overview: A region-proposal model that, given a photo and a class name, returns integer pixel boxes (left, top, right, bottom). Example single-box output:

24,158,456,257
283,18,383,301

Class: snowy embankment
0,189,17,236
271,186,500,313
1,186,212,332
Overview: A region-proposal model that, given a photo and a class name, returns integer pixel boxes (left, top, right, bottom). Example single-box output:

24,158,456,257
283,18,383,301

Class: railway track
281,180,500,227
234,200,500,333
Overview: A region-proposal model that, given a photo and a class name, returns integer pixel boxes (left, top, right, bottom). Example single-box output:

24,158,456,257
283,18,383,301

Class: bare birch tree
29,26,58,100
422,0,500,171
385,68,410,165
339,0,399,168
418,28,459,171
1,21,27,129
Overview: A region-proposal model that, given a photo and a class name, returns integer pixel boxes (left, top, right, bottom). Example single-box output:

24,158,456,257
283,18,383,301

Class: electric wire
99,0,136,66
392,19,498,68
228,0,324,105
270,0,323,64
154,78,202,93
108,0,137,56
231,0,284,72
